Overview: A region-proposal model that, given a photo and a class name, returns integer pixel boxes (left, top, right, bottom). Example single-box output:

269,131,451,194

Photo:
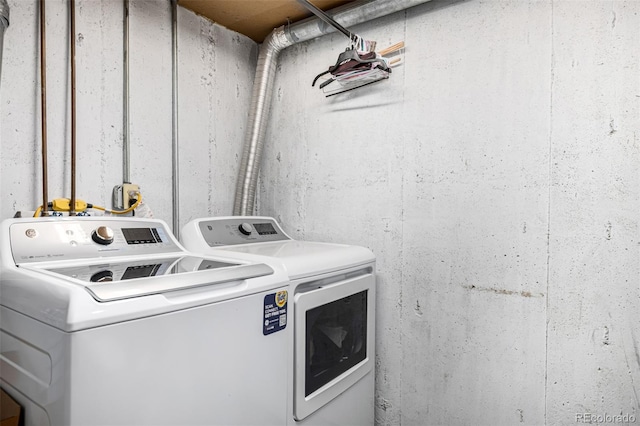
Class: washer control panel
198,217,290,246
10,218,179,264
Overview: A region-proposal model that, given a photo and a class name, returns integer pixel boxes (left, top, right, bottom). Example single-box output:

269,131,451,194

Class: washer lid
29,255,274,302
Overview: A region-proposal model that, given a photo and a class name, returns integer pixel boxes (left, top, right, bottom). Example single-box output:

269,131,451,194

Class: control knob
90,270,114,283
92,226,114,245
238,223,253,236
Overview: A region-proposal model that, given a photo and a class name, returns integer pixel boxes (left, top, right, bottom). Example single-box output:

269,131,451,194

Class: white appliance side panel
0,307,69,426
288,371,374,426
63,289,286,425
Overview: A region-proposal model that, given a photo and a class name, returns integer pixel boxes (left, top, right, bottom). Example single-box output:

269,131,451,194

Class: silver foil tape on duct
0,0,9,83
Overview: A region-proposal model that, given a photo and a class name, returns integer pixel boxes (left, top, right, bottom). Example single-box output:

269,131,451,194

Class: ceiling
178,0,355,43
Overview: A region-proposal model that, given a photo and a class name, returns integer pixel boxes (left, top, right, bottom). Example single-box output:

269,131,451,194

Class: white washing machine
0,216,290,426
181,216,376,426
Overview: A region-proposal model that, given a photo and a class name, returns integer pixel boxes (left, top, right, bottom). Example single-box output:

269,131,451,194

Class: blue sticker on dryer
263,291,287,335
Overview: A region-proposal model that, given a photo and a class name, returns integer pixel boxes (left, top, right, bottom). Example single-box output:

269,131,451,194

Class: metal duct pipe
233,0,432,216
0,0,9,83
233,30,290,216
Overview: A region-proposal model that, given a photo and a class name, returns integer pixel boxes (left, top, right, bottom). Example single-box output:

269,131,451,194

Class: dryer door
293,272,375,421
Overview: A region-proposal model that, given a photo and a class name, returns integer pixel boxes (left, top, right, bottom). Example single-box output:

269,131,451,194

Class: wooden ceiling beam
178,0,353,42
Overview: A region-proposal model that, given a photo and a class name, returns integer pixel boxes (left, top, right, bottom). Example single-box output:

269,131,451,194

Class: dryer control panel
9,218,180,264
197,217,290,246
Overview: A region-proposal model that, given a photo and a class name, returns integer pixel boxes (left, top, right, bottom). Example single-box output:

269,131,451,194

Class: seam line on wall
544,1,555,425
398,10,409,425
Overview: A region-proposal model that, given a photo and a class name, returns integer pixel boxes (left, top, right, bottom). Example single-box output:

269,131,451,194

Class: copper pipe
69,0,76,215
40,0,49,216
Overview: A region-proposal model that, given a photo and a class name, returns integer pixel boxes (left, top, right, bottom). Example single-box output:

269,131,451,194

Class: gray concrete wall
0,0,257,225
258,0,640,425
1,0,638,425
547,1,640,424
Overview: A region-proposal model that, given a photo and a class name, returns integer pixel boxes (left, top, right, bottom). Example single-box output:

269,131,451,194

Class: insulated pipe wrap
0,0,9,83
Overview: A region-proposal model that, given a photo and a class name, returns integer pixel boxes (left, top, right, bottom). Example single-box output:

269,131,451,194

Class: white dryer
0,217,290,426
181,216,376,426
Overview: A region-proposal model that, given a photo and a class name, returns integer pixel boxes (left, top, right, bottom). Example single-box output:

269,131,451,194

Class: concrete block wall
259,0,640,425
0,0,257,225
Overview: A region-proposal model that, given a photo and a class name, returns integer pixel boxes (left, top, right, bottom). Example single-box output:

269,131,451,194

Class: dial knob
90,270,113,283
238,223,253,236
92,226,114,245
